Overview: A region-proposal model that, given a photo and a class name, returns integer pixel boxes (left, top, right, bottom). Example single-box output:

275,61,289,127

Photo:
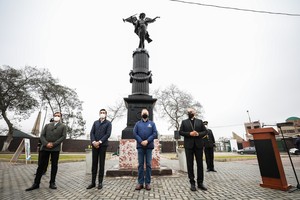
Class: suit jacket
203,129,215,148
179,118,207,149
40,122,67,151
90,119,112,147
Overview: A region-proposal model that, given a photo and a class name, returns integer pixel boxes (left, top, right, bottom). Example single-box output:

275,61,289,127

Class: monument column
106,13,171,176
122,49,157,139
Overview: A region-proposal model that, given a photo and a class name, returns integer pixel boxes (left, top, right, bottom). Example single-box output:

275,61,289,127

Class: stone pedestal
85,149,92,174
119,139,160,169
177,148,187,172
106,139,172,177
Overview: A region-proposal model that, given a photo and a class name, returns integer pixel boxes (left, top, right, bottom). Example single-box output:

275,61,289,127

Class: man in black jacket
86,109,112,190
203,121,217,172
179,108,208,191
26,112,67,191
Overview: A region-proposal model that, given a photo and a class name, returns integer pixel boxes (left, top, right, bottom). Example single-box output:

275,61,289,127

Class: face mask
142,114,148,119
188,113,194,119
53,116,60,122
100,113,106,119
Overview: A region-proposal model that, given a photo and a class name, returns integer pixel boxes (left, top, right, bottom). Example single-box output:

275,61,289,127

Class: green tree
0,66,39,151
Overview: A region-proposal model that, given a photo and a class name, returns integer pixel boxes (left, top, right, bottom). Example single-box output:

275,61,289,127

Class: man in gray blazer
26,112,67,191
179,108,208,191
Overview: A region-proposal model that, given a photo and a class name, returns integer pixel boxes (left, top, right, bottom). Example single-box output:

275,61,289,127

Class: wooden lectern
249,128,291,191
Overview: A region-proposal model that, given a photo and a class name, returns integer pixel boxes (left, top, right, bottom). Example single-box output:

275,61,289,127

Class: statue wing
124,16,137,24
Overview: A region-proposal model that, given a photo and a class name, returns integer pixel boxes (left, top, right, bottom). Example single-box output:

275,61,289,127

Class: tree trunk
1,111,14,152
1,127,13,152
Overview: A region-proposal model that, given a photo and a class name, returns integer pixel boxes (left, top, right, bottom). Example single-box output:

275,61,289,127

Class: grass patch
0,153,86,162
214,155,256,162
0,152,257,163
160,152,257,161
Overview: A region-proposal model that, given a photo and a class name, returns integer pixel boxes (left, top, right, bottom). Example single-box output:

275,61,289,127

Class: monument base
106,139,172,177
106,166,173,177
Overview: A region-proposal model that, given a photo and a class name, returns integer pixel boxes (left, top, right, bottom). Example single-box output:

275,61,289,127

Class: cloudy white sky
1,0,300,140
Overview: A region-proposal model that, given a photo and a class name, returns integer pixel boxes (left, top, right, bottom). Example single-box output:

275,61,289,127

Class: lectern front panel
254,139,280,179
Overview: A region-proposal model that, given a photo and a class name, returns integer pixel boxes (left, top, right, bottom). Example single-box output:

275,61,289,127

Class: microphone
276,122,294,128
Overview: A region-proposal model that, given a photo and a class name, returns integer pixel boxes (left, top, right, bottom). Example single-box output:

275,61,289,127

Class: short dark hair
54,111,62,117
99,109,107,114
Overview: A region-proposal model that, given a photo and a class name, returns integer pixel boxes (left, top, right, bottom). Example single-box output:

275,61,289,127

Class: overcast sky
1,0,300,140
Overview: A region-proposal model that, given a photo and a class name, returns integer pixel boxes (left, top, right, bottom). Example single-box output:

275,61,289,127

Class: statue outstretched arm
145,16,160,23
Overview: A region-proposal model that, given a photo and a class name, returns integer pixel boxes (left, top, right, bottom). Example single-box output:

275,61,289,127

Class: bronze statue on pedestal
123,13,160,49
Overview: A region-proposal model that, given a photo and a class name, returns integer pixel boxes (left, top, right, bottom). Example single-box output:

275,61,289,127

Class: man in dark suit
203,121,217,172
36,118,54,176
179,108,208,191
26,112,67,191
86,109,112,190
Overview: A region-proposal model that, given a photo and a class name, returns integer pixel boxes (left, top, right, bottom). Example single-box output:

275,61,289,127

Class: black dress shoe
198,183,207,191
135,184,143,190
190,185,196,191
49,183,57,189
86,183,95,189
25,183,39,191
145,184,151,190
98,183,103,189
211,169,217,172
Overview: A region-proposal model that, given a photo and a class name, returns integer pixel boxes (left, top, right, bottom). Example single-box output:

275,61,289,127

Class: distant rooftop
13,129,36,138
286,116,300,121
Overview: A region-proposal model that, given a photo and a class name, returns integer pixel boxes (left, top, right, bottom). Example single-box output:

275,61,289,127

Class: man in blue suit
133,108,157,191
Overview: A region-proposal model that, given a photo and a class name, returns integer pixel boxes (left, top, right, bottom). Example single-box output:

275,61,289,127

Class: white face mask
54,116,60,122
99,113,106,119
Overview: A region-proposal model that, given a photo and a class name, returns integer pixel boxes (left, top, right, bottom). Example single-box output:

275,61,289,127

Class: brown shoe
145,184,151,190
135,184,143,190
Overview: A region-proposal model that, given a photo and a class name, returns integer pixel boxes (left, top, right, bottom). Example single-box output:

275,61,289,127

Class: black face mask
188,113,194,119
142,114,148,119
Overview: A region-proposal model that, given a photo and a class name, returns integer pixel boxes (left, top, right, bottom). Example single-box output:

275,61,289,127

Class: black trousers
34,150,59,184
38,149,49,173
91,146,107,184
204,147,214,170
185,147,204,185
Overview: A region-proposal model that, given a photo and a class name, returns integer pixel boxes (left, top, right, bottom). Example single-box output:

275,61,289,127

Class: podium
249,128,291,191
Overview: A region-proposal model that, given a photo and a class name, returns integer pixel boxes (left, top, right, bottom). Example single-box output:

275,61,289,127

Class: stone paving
0,154,299,200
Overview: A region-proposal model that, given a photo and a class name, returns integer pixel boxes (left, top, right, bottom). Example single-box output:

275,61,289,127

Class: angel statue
123,13,160,49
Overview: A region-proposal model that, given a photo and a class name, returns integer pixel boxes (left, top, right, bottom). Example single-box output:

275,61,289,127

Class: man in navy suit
87,109,112,190
179,108,208,191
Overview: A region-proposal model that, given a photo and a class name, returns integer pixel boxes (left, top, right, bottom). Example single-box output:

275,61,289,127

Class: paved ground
1,153,300,200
